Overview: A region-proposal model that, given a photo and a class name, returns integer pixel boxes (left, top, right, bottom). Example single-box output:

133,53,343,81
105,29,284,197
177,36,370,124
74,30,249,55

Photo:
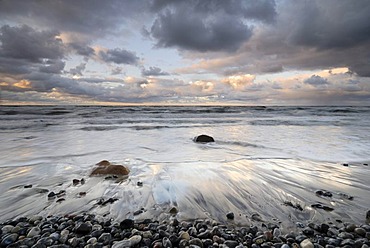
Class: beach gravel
1,213,370,247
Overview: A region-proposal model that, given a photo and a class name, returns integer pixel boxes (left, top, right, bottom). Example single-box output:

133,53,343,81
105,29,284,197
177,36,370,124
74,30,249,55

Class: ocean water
0,105,369,230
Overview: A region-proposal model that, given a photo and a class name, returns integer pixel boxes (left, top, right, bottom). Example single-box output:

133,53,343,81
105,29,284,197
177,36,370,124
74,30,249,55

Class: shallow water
0,106,369,230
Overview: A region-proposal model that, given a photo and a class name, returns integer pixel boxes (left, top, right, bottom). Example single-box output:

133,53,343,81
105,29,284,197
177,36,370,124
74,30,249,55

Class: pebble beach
1,211,370,248
1,106,370,247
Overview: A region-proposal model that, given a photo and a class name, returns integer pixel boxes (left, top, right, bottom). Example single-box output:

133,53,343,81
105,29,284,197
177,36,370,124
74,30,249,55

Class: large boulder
91,160,130,176
194,134,215,143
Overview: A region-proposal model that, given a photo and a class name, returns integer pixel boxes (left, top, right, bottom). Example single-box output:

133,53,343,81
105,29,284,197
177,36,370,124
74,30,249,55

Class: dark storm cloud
282,0,370,76
99,48,139,65
149,0,276,52
69,63,87,76
39,60,66,74
151,0,276,23
0,25,65,62
151,11,252,52
68,43,95,58
0,25,66,77
304,75,330,87
0,1,147,38
142,66,169,76
288,1,370,50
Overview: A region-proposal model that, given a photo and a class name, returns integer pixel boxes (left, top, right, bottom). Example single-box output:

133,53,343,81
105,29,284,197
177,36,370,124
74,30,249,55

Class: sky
0,0,369,105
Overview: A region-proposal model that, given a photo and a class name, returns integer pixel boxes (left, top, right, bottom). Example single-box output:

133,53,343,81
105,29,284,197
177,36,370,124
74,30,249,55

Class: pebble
0,213,369,248
74,222,92,234
300,239,314,248
27,226,41,238
226,212,235,220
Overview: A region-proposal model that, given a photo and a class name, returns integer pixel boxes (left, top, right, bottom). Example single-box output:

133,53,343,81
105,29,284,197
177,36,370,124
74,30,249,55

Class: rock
74,222,92,234
251,213,262,221
68,237,79,247
300,239,314,248
137,181,143,186
129,235,142,245
179,231,190,240
87,237,97,244
366,210,370,223
96,160,111,166
179,239,189,248
48,192,56,198
24,184,32,188
226,212,235,220
162,237,172,248
355,227,366,236
27,227,41,238
315,190,332,197
194,134,215,143
72,179,80,185
2,225,14,234
91,163,130,176
1,233,18,247
224,240,239,248
189,238,203,247
342,163,349,166
120,219,134,229
98,233,112,245
273,228,281,238
169,207,178,214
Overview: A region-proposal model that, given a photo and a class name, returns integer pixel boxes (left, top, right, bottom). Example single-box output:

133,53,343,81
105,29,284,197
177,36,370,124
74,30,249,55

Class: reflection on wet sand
0,158,369,232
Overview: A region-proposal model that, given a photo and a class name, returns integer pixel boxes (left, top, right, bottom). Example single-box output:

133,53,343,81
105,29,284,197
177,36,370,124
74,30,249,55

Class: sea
0,105,369,230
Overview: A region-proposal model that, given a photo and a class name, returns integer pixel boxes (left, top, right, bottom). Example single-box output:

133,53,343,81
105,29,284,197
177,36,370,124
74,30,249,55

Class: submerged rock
194,134,215,143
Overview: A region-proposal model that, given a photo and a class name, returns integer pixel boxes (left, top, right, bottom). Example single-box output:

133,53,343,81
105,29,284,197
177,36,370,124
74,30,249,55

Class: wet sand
0,158,369,232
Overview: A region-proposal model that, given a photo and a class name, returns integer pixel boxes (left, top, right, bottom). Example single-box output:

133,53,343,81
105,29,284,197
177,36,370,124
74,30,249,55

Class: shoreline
1,212,370,248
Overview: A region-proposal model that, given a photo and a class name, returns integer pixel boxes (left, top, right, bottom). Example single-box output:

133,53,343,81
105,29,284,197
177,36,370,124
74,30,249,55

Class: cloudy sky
0,0,369,105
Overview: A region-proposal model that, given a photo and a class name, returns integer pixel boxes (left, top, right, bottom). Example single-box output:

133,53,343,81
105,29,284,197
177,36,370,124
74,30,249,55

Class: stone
179,239,189,248
194,134,215,143
189,238,203,247
98,233,111,245
273,228,281,238
198,230,211,239
2,225,14,234
75,222,92,234
1,233,18,247
162,237,172,248
226,212,234,220
224,240,239,248
320,223,329,233
68,237,79,247
96,160,111,166
300,239,314,248
72,179,80,185
354,227,366,236
87,237,97,244
251,213,262,221
315,190,332,197
27,227,41,238
120,219,134,229
112,239,131,248
366,210,370,223
48,191,56,198
24,184,32,188
129,235,142,245
169,207,178,214
91,163,130,176
179,231,190,240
